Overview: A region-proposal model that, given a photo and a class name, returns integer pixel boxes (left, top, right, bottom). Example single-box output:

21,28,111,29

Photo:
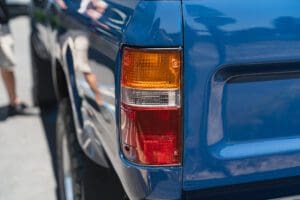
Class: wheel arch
52,38,84,140
53,39,110,169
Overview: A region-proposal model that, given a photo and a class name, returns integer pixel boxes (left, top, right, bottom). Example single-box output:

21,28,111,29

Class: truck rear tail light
120,47,182,165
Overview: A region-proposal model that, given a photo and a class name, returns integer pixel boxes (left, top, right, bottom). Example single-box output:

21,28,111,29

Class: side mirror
8,4,29,18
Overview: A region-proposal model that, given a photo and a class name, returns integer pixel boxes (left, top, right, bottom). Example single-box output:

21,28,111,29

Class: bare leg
84,72,103,106
1,69,20,106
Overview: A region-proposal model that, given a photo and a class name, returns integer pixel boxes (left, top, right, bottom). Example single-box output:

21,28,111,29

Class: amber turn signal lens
121,47,181,89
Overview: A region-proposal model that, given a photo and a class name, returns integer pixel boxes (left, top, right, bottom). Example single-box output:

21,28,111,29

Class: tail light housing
120,47,182,165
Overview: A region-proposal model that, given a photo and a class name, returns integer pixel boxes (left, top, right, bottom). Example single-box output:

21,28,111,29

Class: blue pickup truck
30,0,300,199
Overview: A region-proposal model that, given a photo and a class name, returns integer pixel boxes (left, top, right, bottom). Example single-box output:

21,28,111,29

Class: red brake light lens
121,104,181,165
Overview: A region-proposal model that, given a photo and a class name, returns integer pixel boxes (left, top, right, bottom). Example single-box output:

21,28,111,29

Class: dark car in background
7,0,29,18
30,0,300,199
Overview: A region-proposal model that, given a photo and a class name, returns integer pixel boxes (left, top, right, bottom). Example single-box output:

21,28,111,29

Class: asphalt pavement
0,17,57,200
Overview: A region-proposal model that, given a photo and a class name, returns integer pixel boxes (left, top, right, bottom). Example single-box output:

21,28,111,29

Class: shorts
74,34,92,73
0,33,15,71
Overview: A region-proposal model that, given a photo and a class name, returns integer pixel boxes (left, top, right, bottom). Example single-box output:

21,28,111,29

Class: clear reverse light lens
122,87,180,107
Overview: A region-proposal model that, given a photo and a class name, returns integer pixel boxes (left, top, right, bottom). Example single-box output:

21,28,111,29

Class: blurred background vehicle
7,0,30,18
29,0,57,107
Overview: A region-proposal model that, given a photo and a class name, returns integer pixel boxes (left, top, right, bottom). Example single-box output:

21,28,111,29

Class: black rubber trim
215,60,300,83
183,175,300,200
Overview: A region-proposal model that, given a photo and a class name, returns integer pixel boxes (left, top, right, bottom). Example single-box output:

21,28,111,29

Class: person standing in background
0,0,29,116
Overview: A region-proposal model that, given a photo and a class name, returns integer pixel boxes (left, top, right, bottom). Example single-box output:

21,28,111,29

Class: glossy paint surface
32,0,183,199
31,0,300,198
183,0,300,192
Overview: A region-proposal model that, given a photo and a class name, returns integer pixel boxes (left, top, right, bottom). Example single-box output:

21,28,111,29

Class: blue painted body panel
35,0,183,199
182,0,300,192
31,0,300,198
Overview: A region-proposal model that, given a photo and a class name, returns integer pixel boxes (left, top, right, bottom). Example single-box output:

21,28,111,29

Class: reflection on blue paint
183,0,300,193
